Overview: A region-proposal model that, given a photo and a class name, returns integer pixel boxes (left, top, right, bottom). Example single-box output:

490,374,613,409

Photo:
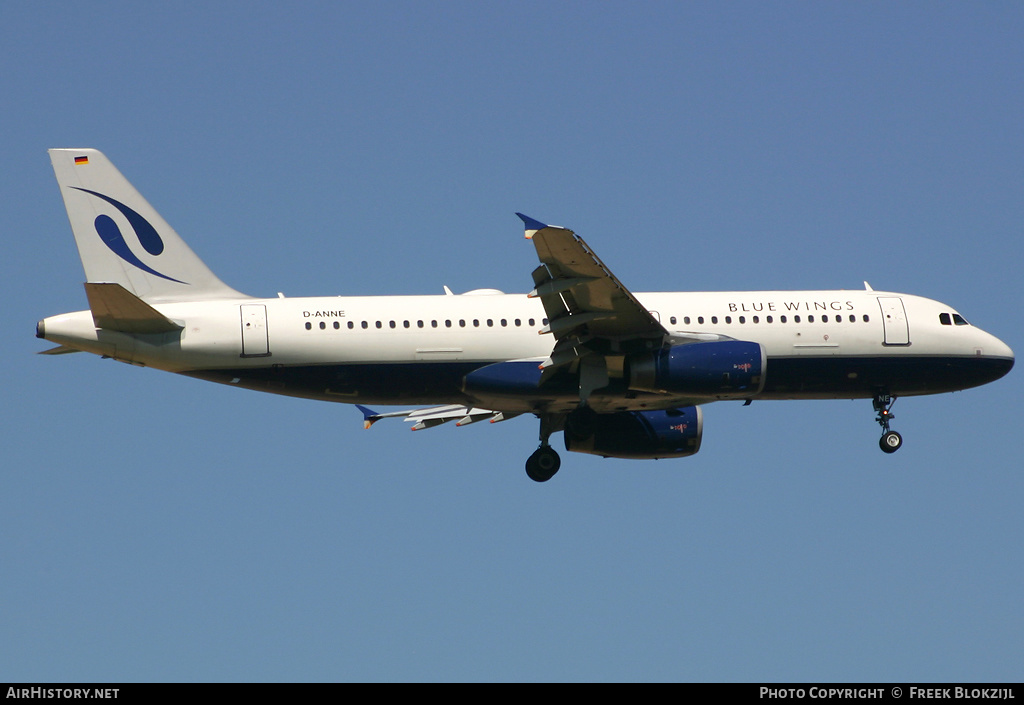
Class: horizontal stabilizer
84,282,183,334
37,345,82,355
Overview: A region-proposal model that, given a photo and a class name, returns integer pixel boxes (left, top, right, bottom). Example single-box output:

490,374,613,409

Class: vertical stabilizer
48,148,248,302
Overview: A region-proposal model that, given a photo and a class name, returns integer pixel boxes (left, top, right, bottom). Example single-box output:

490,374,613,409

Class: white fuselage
39,288,1014,412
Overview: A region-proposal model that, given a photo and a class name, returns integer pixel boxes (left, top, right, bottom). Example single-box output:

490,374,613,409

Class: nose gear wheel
873,394,902,454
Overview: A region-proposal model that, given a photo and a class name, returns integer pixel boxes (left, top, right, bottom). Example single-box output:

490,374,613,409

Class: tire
879,431,903,454
526,447,561,482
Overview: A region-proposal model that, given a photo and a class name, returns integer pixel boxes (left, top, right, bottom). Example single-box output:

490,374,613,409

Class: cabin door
240,304,271,357
878,297,910,346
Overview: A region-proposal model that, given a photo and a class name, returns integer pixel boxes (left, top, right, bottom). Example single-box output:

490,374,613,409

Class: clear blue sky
2,2,1021,682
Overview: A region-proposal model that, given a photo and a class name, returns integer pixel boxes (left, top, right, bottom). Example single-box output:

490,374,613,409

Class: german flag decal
74,156,89,165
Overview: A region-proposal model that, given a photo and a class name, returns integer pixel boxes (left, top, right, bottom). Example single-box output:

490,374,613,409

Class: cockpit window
940,312,971,326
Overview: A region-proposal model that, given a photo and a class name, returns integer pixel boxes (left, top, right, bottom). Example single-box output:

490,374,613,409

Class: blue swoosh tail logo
72,187,188,284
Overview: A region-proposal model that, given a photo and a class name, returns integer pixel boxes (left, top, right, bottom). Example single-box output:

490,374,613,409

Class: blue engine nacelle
629,340,765,400
564,406,703,459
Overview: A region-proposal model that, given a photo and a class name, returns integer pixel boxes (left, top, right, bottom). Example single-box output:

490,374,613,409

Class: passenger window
515,319,521,327
766,316,773,323
320,322,326,330
863,315,870,322
431,320,438,328
375,321,382,329
780,316,787,323
389,321,396,329
849,315,855,323
487,319,493,327
473,319,480,327
361,321,368,329
305,322,312,330
684,316,691,325
725,316,732,324
348,321,354,329
794,315,801,323
334,321,340,329
739,316,746,324
528,318,535,326
670,316,677,325
711,316,718,324
445,320,452,328
459,319,466,327
808,315,814,323
698,316,704,324
752,316,759,324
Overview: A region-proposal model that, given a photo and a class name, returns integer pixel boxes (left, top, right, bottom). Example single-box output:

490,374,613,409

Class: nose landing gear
873,393,902,453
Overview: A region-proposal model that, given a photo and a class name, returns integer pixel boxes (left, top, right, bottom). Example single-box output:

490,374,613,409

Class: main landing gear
526,445,561,482
873,393,902,454
525,414,563,482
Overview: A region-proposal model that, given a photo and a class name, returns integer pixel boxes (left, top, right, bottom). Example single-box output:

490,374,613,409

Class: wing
518,214,668,389
357,404,520,431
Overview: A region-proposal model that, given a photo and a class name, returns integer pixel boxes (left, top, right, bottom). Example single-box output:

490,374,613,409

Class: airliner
37,149,1014,481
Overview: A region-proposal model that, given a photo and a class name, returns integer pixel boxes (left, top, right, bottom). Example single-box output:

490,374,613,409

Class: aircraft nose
983,333,1014,380
991,334,1013,361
